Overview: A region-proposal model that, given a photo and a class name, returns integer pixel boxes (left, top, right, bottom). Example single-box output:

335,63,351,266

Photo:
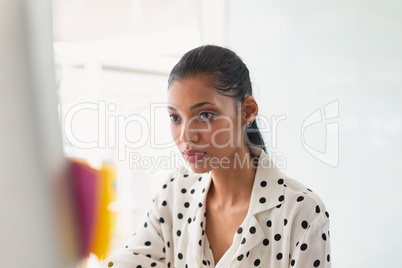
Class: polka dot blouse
99,147,331,267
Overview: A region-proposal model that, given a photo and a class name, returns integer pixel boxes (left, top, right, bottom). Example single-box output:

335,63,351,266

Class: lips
183,150,207,163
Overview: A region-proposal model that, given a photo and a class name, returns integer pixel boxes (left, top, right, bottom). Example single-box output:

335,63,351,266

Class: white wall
227,0,402,267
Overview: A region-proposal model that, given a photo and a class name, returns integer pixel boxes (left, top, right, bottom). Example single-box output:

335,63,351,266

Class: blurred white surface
0,0,77,267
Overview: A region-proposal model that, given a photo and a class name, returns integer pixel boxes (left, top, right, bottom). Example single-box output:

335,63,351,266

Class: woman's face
167,76,246,173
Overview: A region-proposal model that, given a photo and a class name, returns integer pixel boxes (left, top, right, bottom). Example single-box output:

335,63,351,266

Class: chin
187,161,212,174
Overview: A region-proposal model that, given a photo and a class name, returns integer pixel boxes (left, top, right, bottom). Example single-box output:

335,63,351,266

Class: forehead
167,77,234,110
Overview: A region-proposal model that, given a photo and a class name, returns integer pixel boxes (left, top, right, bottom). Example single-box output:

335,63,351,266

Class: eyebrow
167,101,215,112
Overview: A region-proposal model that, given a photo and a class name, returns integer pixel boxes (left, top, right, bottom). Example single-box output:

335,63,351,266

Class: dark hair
168,45,267,154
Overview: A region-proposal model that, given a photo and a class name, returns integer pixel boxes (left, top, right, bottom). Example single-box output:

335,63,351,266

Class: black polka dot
322,233,327,241
284,219,288,226
237,227,243,234
254,259,261,266
198,177,202,181
188,218,192,224
199,240,202,246
181,188,187,194
183,174,188,177
198,202,203,208
325,211,330,218
144,222,148,228
278,195,284,202
307,188,313,192
151,263,156,267
300,243,308,251
263,239,269,246
145,241,151,246
274,234,281,241
184,202,190,208
301,220,308,229
190,189,195,194
266,220,272,227
276,204,282,209
159,217,164,223
202,260,207,265
241,238,246,244
259,197,266,204
314,260,320,267
297,196,304,202
178,213,183,219
167,241,170,248
278,178,284,185
260,181,267,187
178,253,183,259
162,200,167,206
276,253,283,260
327,254,330,262
316,205,321,213
146,254,151,258
177,230,181,236
202,188,206,193
291,259,296,266
170,178,174,182
163,247,165,253
163,184,167,189
249,226,256,234
237,254,244,261
137,265,142,268
246,251,250,258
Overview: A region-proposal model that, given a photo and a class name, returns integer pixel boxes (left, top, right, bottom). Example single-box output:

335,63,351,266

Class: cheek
209,118,240,145
170,125,180,143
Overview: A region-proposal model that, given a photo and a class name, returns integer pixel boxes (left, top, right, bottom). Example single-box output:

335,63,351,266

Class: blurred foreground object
68,159,117,260
0,0,78,267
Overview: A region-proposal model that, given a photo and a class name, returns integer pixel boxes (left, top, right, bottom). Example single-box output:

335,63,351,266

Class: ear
241,95,258,126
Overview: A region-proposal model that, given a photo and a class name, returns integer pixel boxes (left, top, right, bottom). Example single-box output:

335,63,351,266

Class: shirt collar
247,146,286,215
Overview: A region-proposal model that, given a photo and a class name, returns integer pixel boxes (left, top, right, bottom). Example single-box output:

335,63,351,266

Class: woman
100,45,331,267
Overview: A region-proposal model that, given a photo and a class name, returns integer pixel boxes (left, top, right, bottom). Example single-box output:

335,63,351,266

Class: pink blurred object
69,159,101,259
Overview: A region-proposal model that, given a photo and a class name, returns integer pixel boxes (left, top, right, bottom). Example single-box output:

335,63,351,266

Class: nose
179,119,199,144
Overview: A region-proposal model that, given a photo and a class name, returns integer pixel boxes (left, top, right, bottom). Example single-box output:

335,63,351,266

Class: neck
208,146,258,208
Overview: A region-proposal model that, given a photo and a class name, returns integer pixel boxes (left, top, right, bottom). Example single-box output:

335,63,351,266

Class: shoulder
280,177,330,224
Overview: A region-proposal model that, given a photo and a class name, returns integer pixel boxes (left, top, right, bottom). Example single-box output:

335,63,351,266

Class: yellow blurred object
91,162,117,260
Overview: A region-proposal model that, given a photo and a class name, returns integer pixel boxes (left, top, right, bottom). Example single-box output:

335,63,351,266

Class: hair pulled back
168,45,267,154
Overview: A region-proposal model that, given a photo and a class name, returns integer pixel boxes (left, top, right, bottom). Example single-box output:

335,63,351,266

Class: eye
198,112,215,121
169,114,181,123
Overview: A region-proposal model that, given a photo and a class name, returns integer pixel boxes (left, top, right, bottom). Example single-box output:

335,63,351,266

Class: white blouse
99,146,331,268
